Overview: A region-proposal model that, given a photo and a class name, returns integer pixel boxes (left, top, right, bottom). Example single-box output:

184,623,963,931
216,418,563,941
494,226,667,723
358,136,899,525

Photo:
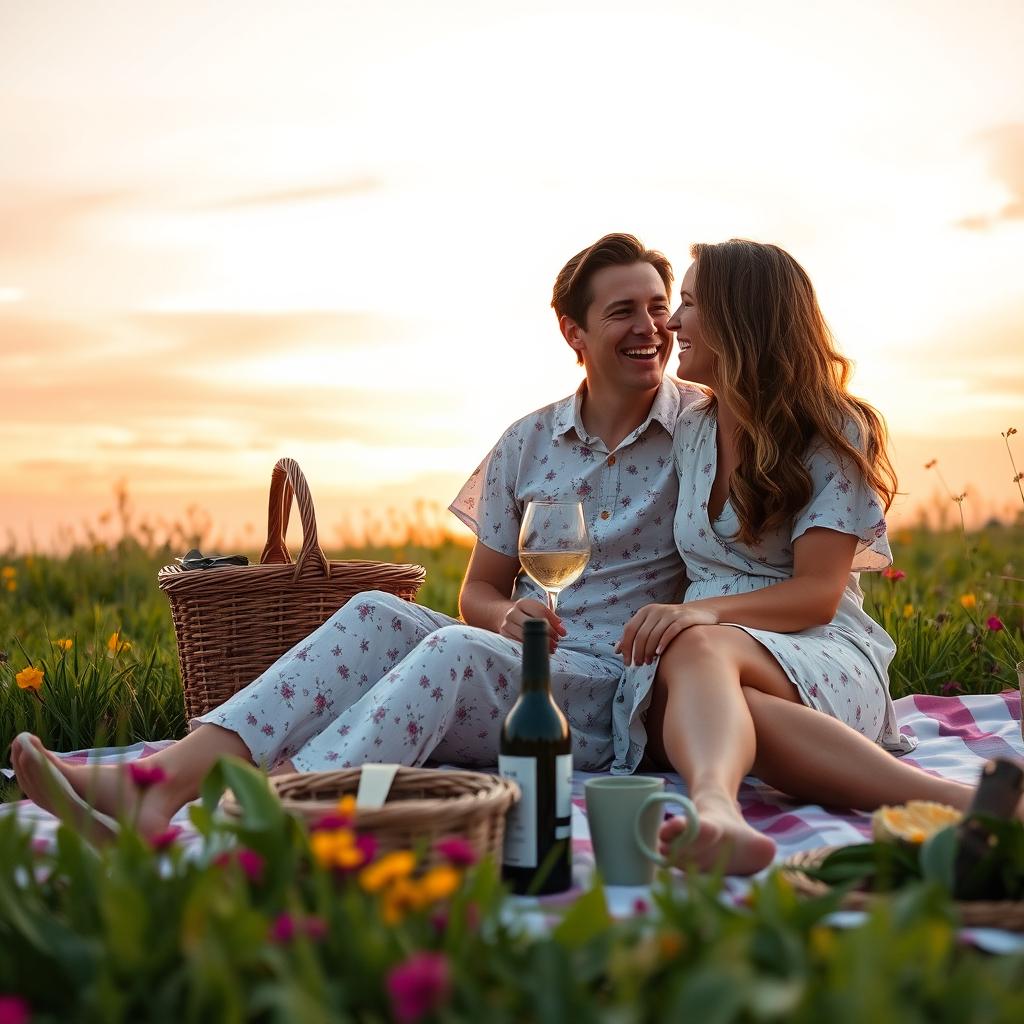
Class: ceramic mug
584,776,699,886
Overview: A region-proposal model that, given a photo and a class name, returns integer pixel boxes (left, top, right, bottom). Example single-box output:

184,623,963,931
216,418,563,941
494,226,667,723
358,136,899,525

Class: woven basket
159,458,427,720
222,767,519,869
781,846,1024,931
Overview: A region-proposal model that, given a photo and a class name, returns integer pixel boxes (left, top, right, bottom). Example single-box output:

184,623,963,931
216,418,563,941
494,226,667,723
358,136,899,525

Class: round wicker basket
780,846,1024,931
221,766,520,869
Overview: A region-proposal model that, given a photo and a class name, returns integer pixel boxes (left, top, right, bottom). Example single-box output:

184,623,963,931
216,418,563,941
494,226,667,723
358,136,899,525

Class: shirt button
600,510,611,520
607,455,616,466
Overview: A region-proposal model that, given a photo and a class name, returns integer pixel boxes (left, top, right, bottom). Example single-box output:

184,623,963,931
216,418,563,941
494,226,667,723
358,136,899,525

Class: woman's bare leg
10,724,277,839
645,624,798,875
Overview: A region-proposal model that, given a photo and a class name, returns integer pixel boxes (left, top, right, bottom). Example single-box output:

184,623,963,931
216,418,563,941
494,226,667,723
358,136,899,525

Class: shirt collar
552,377,680,445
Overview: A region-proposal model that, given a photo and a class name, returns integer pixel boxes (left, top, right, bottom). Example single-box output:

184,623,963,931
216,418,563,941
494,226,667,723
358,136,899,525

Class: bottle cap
523,618,549,639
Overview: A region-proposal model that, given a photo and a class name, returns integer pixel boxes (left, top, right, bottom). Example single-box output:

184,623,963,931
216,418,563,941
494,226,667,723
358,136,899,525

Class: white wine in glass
518,500,591,613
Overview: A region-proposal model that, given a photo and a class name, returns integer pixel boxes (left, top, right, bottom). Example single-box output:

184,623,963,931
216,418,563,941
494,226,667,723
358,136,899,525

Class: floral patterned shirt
450,377,703,657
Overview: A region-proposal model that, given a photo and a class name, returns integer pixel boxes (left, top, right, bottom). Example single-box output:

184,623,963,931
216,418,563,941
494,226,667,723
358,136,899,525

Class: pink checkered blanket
4,692,1023,951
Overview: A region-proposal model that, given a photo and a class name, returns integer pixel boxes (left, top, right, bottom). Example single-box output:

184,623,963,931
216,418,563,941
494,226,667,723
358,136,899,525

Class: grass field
1,514,1021,775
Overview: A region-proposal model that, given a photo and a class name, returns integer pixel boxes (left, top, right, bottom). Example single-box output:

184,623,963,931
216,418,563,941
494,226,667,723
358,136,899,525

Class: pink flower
128,761,167,789
433,835,478,867
148,826,183,851
0,996,30,1024
269,912,296,944
214,848,266,883
387,952,451,1024
632,897,650,915
881,568,906,581
986,615,1005,632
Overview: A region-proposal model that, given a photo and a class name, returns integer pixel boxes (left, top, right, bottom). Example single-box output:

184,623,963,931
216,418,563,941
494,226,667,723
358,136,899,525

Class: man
13,233,698,841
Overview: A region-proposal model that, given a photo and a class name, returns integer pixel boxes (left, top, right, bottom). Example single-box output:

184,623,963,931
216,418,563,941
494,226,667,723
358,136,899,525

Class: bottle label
499,755,537,868
555,753,573,839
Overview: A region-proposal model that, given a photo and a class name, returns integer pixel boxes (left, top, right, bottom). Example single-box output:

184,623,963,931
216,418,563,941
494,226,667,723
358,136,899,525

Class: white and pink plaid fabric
4,692,1022,951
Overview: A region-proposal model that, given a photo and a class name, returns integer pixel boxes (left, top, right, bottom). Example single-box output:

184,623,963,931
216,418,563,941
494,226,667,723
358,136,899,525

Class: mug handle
633,792,700,867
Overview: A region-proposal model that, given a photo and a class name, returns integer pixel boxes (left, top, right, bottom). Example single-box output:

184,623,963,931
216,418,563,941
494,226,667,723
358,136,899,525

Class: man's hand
500,598,566,653
615,603,719,667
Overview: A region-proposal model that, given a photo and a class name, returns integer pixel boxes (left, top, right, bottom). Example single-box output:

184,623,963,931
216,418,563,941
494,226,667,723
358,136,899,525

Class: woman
612,239,985,876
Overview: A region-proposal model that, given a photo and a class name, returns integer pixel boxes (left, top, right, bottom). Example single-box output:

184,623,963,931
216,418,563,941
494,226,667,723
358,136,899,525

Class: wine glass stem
548,590,559,614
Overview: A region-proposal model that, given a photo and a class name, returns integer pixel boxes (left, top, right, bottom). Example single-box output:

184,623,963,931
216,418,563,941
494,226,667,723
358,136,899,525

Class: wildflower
107,631,132,655
382,877,422,924
0,995,30,1024
881,568,906,581
986,616,1005,632
658,930,684,960
15,667,44,691
214,847,266,883
633,897,650,915
387,952,451,1024
54,638,73,651
148,826,183,851
0,567,15,580
269,912,328,944
359,850,416,893
902,603,915,619
303,915,328,942
269,912,296,944
941,680,962,696
310,828,375,871
959,594,977,610
4,580,15,592
127,761,167,789
416,864,461,903
433,835,478,867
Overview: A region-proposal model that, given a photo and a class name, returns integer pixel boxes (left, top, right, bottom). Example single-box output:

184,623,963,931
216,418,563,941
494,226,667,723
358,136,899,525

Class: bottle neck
521,631,550,694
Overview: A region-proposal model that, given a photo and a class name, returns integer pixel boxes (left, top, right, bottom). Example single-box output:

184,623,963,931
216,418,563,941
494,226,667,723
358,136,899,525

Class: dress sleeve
791,439,892,572
448,423,523,557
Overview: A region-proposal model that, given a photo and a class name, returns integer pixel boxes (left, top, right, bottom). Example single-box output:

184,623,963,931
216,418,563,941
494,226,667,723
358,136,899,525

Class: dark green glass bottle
498,618,573,895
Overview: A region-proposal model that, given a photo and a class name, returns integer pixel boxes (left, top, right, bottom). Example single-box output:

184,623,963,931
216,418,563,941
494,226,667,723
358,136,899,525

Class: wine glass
518,500,591,613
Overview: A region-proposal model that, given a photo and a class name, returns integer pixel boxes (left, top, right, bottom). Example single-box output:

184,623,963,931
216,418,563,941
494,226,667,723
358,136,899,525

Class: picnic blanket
4,692,1023,951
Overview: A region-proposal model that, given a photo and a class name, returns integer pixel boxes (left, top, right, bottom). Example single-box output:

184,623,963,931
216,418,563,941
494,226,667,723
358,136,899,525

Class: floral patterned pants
194,591,621,772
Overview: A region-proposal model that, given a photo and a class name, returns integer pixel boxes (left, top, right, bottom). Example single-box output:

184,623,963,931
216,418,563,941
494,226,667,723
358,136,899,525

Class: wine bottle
498,618,573,895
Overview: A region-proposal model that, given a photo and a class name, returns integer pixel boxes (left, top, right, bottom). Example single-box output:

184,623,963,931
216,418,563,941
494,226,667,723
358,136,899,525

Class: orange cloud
956,123,1024,230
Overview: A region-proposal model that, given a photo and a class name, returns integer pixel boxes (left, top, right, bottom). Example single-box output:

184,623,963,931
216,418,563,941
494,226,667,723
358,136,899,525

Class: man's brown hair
551,234,673,365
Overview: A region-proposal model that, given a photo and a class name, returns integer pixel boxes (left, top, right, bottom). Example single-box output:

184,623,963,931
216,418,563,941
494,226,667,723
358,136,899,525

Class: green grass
0,523,1020,770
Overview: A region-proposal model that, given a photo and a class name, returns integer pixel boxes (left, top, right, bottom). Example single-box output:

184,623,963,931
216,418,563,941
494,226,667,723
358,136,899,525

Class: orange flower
54,638,73,651
359,850,416,893
16,667,44,690
416,864,461,903
959,594,977,610
107,631,132,655
4,580,15,592
902,603,915,619
0,566,15,580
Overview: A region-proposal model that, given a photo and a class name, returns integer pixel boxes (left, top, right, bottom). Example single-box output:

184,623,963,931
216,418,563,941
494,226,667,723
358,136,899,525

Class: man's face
562,262,672,396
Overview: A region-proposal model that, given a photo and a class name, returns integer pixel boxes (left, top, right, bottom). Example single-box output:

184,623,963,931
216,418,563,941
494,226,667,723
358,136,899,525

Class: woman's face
668,262,716,387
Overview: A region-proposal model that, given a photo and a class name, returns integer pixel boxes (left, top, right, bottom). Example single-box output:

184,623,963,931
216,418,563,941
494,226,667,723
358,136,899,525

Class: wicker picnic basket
221,767,519,869
781,846,1024,931
158,458,427,720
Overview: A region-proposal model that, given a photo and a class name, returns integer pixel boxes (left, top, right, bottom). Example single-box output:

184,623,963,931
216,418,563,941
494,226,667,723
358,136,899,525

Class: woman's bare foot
659,792,776,876
11,734,181,842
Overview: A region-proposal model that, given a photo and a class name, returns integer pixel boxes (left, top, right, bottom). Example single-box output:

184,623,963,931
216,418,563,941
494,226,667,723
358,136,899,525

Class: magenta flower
881,568,906,581
148,826,183,851
0,996,30,1024
236,848,266,882
433,835,478,867
632,897,650,915
387,952,451,1024
986,615,1005,632
128,761,167,789
269,912,296,944
303,916,328,942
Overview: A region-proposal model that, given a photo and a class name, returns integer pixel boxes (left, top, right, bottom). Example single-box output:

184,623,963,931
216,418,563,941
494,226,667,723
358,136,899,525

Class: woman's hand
500,598,566,653
615,603,719,667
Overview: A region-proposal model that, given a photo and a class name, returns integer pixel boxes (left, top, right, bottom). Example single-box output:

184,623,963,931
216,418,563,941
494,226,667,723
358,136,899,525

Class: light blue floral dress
611,402,916,774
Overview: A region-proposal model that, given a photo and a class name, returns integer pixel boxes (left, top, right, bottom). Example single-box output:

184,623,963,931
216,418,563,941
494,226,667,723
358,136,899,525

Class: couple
13,233,981,876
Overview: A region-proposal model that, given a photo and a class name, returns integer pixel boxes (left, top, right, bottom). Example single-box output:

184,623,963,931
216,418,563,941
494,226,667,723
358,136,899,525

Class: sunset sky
2,0,1023,551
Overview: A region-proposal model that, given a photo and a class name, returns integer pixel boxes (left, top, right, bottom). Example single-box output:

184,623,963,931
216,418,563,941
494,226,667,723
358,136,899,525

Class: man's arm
459,541,566,649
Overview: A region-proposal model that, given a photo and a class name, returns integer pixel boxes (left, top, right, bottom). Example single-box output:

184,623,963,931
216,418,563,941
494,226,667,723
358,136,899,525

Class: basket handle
260,458,331,581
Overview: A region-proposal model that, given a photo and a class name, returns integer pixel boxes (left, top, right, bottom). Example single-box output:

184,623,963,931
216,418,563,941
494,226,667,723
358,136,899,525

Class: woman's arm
459,541,567,649
616,527,857,666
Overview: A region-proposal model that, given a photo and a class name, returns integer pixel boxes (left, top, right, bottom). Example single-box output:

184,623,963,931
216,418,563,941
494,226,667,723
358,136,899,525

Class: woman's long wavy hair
690,239,897,547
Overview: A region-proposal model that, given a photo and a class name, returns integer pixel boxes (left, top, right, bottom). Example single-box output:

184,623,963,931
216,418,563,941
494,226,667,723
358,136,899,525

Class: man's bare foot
11,734,179,843
659,792,776,876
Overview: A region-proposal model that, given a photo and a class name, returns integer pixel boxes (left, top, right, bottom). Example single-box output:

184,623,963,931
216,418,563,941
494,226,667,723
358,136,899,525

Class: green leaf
919,825,957,890
552,881,612,949
201,755,285,833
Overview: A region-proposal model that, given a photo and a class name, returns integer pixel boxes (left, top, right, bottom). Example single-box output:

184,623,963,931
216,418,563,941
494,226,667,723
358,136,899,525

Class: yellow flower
959,593,977,610
107,631,132,655
416,864,461,904
311,828,358,869
4,580,14,592
359,850,416,893
336,794,357,819
381,877,422,925
902,603,915,619
54,638,73,651
1,566,15,579
16,667,44,691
